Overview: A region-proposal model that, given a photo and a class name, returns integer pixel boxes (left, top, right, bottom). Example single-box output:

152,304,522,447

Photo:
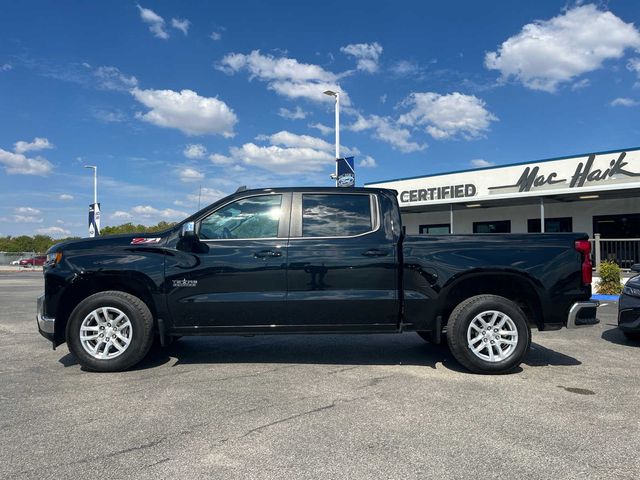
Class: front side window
199,195,282,240
302,194,372,237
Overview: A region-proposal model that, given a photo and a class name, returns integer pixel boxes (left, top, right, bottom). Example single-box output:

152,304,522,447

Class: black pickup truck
37,187,598,374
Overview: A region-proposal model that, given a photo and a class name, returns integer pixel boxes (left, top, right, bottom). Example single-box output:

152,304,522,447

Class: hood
46,231,171,254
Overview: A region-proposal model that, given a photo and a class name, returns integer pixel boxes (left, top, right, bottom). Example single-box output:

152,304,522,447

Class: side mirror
631,264,640,273
180,221,196,238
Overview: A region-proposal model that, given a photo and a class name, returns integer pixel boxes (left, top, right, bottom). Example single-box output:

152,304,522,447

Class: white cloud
485,5,640,92
0,149,53,175
229,143,334,174
36,226,71,237
628,57,640,76
93,66,138,91
571,78,591,91
217,50,348,104
15,207,41,215
261,130,333,151
209,153,235,166
92,108,127,123
210,31,222,41
179,167,204,182
13,207,43,223
258,130,359,157
610,97,639,107
309,123,334,135
1,63,12,71
471,159,495,167
171,18,190,35
207,131,364,174
14,137,53,154
112,211,133,220
389,60,423,77
358,156,377,168
278,106,307,120
14,215,43,223
136,4,169,39
398,92,497,140
340,42,383,73
131,205,187,220
131,88,237,137
347,114,426,153
187,187,226,205
59,194,74,201
1,137,54,175
183,144,207,159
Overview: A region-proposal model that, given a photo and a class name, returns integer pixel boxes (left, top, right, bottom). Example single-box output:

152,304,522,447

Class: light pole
323,90,340,186
84,165,97,206
84,165,99,237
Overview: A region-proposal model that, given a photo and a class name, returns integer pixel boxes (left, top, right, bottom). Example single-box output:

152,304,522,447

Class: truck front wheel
446,295,530,374
66,291,155,372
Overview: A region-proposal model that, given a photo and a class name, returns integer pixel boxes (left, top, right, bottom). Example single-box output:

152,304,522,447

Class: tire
446,294,531,374
67,291,155,372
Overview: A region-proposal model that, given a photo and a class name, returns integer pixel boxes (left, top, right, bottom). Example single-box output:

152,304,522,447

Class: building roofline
364,146,640,185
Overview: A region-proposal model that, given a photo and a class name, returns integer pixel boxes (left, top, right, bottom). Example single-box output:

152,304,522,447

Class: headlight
622,284,640,298
46,252,63,266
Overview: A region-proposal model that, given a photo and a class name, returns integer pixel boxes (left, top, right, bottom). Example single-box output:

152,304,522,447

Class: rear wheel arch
437,271,545,330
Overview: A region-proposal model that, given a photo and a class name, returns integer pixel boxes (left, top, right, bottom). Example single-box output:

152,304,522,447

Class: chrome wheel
466,310,518,363
80,307,133,360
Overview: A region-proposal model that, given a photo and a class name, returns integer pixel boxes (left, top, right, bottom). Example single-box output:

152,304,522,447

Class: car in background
619,263,640,340
10,258,25,265
19,256,46,267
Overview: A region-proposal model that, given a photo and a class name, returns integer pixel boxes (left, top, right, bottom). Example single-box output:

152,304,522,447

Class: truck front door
165,193,290,328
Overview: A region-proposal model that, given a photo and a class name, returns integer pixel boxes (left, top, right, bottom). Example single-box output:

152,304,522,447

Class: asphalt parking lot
1,272,639,480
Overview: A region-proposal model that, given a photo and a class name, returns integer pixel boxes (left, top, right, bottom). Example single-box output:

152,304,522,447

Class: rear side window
199,194,282,240
302,194,373,237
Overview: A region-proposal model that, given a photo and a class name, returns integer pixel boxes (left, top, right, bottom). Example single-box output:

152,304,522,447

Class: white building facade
367,147,640,267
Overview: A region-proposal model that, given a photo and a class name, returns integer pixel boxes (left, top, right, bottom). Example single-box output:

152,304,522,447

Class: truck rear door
285,192,399,330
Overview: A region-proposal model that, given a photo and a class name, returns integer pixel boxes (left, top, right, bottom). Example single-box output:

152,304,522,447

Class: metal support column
540,197,545,233
450,204,454,234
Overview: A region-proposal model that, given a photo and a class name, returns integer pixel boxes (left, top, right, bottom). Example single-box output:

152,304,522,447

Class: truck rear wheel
66,291,154,372
446,295,530,374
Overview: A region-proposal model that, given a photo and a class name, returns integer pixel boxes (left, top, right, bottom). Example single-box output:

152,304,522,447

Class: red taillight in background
575,239,592,285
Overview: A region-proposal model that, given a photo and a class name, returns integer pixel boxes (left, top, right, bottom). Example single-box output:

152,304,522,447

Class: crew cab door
165,192,290,328
285,192,399,329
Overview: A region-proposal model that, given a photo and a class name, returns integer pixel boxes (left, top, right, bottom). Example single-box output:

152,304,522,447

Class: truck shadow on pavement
114,334,582,374
601,325,640,347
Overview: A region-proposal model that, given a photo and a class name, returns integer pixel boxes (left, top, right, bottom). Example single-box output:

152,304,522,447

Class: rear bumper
567,300,600,328
36,294,56,345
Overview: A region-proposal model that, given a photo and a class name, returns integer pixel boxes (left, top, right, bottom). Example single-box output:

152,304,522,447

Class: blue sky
1,0,640,237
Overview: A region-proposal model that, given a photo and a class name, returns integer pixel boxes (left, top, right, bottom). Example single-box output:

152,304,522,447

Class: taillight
575,240,592,285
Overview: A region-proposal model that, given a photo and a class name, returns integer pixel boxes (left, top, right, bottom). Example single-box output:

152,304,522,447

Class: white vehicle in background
11,258,25,265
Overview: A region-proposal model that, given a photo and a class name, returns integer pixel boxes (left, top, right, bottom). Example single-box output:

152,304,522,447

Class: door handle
254,250,282,259
362,249,389,257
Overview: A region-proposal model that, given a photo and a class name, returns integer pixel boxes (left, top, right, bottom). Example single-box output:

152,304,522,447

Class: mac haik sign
368,149,640,206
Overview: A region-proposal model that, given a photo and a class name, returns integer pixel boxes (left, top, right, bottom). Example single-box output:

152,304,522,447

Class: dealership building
367,147,640,268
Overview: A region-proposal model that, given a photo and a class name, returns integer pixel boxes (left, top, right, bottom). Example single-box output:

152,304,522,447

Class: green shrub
596,260,623,295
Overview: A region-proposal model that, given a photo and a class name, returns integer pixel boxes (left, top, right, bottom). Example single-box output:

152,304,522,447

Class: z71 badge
172,278,198,288
130,237,162,245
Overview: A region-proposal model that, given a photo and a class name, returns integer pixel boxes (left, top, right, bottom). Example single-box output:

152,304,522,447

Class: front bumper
36,294,56,346
567,300,600,328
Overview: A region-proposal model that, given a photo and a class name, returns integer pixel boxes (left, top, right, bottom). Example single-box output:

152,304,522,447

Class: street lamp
323,90,340,186
84,165,99,237
84,165,97,206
